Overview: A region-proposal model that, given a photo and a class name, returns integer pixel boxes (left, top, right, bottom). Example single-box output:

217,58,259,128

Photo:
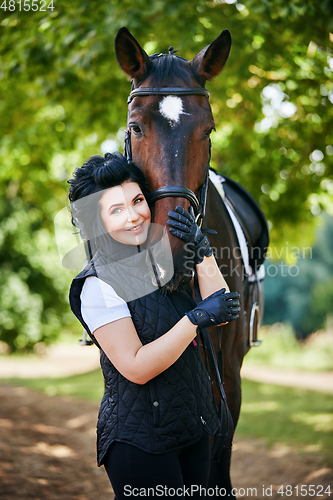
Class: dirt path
0,382,332,500
0,383,112,500
0,346,332,499
0,344,101,379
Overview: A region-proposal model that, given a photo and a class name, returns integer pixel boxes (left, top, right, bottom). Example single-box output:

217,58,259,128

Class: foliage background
0,0,333,350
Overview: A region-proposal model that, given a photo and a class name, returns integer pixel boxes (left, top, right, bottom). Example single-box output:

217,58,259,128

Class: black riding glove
167,206,213,264
185,288,241,331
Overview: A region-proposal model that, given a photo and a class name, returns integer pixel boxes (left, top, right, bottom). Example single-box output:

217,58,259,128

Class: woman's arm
92,277,238,385
94,315,197,385
196,254,230,300
93,273,238,385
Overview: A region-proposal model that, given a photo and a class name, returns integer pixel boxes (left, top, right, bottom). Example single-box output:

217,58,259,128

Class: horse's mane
142,54,203,88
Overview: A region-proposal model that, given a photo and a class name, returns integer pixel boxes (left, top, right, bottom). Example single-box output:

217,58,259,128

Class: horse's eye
131,125,142,135
204,127,215,139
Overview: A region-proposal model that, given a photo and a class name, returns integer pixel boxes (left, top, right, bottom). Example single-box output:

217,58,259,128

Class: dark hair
68,151,148,203
68,152,149,251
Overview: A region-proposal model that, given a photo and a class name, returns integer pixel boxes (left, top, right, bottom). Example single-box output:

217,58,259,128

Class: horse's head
115,28,231,291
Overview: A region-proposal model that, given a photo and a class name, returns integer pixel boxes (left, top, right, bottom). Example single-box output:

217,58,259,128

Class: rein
124,85,211,225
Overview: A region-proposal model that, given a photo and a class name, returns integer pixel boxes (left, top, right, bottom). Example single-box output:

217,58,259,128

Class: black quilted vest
69,265,220,466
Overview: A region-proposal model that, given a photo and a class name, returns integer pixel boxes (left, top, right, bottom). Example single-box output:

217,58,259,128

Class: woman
68,152,240,499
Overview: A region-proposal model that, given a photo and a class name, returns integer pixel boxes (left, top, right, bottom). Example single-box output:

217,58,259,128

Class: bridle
124,86,211,225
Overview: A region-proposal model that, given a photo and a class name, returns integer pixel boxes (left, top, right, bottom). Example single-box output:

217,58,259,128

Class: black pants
104,431,211,499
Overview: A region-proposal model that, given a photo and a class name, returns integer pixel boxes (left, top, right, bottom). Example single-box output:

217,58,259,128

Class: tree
263,215,333,337
0,0,332,350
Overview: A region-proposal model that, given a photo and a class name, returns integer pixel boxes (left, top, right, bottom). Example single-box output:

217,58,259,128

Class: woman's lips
125,222,144,232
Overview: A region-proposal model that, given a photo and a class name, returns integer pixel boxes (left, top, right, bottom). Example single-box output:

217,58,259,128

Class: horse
115,27,267,495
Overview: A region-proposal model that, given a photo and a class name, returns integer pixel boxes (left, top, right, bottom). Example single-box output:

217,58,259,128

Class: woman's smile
125,222,144,232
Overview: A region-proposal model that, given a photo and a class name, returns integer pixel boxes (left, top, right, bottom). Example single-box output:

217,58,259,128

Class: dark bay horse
115,27,265,494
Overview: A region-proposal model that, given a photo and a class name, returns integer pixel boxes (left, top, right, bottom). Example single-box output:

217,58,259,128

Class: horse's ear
189,30,231,84
115,27,151,81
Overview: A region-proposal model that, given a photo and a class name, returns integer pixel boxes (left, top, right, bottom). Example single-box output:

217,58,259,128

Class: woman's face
99,182,151,246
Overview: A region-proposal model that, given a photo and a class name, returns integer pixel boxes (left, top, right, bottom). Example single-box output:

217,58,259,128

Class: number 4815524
0,0,55,11
277,484,331,496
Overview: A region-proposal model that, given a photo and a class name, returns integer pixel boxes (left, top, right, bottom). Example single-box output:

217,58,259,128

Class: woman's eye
134,197,143,205
111,207,122,215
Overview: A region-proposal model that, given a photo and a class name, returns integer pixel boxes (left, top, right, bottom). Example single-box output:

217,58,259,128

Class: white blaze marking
159,96,188,126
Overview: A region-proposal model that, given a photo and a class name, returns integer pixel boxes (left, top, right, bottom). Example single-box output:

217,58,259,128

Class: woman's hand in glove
167,206,213,265
185,288,241,331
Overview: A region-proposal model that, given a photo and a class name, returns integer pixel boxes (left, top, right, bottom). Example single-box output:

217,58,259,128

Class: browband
128,87,210,103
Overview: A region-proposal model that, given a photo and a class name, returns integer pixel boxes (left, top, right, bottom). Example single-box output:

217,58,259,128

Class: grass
244,323,333,371
3,368,333,465
237,379,333,465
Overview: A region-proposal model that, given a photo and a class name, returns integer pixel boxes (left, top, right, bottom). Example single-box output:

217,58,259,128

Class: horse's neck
205,181,244,289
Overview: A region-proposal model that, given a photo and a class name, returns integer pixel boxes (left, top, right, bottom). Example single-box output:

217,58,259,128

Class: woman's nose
127,206,140,222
